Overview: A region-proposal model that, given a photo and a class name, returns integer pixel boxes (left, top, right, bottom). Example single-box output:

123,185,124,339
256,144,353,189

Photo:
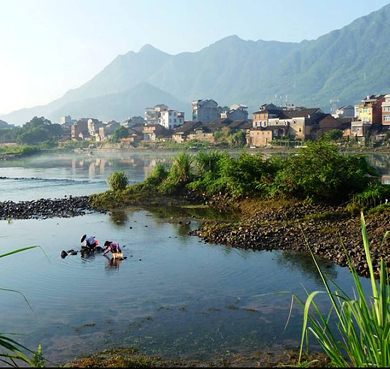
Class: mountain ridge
2,3,390,125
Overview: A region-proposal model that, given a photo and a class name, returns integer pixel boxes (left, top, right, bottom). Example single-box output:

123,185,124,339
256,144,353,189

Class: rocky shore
0,196,104,220
191,199,390,279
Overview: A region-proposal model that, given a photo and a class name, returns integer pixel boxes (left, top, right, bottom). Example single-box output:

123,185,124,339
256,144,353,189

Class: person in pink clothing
103,241,123,259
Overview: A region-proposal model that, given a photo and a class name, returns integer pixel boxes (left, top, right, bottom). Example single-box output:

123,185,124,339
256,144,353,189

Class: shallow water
0,151,385,364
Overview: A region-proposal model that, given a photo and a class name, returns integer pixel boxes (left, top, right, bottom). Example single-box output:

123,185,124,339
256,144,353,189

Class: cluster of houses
65,93,390,147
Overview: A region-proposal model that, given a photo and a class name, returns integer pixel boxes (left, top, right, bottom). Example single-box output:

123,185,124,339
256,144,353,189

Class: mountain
48,82,189,122
0,119,11,128
2,3,390,125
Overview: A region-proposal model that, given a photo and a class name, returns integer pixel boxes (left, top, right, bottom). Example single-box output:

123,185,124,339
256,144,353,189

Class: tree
230,130,246,147
113,126,129,142
321,129,343,141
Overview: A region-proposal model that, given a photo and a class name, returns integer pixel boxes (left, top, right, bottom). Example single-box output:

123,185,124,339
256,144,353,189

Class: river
0,150,384,364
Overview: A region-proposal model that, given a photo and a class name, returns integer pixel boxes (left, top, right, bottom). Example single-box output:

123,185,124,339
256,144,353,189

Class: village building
354,95,386,124
246,129,273,147
332,105,354,119
158,110,184,129
60,115,76,125
122,116,145,128
309,114,343,140
145,104,169,125
120,127,143,145
187,125,215,143
252,104,284,128
97,121,120,141
192,99,220,123
351,121,371,137
143,124,170,142
382,94,390,125
71,119,89,140
87,118,104,137
172,121,202,143
221,104,248,120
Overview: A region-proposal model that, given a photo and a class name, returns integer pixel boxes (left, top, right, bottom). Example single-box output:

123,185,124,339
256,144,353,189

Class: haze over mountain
2,3,390,125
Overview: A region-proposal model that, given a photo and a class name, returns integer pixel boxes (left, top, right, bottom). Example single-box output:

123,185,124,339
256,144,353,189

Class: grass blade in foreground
297,213,390,367
1,246,47,367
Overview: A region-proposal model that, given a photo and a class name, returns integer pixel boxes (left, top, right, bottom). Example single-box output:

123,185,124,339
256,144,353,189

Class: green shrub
167,152,193,185
230,130,247,147
108,172,129,191
271,141,378,204
145,163,169,186
321,129,343,141
350,183,390,210
193,150,226,177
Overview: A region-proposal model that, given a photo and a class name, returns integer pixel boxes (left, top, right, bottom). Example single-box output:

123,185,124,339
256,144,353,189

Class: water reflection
275,250,337,284
109,211,129,227
104,255,123,271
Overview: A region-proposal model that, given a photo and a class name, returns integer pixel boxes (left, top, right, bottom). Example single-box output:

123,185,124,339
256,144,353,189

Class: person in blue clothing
81,234,98,250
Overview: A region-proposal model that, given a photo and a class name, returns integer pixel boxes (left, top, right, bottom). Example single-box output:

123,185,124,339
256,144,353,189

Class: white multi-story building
145,104,169,124
158,110,184,129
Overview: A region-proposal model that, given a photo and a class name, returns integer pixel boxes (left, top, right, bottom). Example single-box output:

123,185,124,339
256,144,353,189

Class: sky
0,0,389,115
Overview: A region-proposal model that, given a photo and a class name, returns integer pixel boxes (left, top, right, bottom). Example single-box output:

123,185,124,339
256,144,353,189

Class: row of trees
0,117,63,145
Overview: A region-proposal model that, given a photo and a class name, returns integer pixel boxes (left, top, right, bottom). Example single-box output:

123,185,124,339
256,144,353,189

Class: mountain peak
139,44,161,54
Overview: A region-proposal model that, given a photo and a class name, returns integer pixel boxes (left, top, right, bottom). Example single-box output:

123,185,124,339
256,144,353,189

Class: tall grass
1,246,46,367
296,213,390,367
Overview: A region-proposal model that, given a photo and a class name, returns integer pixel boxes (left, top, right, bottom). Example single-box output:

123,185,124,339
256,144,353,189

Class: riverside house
143,124,170,142
382,94,390,125
172,121,202,143
247,128,273,147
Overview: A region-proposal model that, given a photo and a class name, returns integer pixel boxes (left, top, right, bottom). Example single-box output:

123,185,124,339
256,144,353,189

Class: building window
385,116,390,122
174,119,176,123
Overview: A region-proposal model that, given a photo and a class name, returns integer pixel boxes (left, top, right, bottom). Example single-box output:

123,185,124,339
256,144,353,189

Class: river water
0,151,384,364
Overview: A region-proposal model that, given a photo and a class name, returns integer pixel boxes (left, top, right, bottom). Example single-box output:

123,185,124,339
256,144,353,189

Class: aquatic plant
108,172,129,192
146,163,168,185
0,246,46,367
347,183,390,214
296,213,390,367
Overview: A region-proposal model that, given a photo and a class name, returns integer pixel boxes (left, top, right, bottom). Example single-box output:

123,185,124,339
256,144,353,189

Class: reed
1,246,45,367
296,213,390,367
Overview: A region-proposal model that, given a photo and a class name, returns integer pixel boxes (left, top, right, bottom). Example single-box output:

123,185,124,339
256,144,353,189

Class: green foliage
97,142,380,206
295,214,390,367
230,130,247,148
167,152,193,185
33,345,45,367
112,126,129,142
145,163,169,186
347,184,390,213
158,152,193,195
272,141,378,203
108,172,129,191
1,246,46,367
321,129,343,141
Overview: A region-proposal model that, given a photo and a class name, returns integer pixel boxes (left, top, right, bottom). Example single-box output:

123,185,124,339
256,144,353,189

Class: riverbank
190,197,390,279
90,180,390,280
65,347,329,367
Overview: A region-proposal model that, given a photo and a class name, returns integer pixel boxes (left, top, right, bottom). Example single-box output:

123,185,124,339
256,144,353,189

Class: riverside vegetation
92,142,390,279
